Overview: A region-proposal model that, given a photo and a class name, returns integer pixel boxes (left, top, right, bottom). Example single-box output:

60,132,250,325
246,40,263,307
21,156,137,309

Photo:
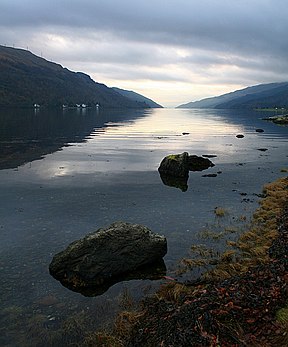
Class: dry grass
94,176,288,345
190,244,217,257
156,282,194,302
214,207,227,217
198,229,225,240
118,288,135,310
220,250,236,262
203,176,288,281
171,176,287,300
181,258,208,267
114,311,142,340
82,332,124,347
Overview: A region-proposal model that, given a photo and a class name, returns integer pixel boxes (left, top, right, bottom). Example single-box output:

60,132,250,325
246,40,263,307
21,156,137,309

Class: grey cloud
1,0,287,57
73,61,191,83
1,0,288,105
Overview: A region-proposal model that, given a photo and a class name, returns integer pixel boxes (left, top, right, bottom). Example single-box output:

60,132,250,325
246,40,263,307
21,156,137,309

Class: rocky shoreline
97,177,288,347
263,114,288,125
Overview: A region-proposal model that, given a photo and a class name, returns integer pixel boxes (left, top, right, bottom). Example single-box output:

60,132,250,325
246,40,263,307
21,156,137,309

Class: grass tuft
214,207,227,217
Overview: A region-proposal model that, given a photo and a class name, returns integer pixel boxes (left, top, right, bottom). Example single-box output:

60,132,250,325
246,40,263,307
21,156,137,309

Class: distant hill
112,87,163,108
0,45,160,108
177,82,288,109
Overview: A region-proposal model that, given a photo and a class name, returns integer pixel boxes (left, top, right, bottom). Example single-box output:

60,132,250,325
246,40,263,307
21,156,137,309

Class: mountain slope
112,87,163,108
0,45,157,108
177,82,288,109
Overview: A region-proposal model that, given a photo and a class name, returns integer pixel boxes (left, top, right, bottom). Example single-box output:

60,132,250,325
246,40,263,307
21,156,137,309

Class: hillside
0,45,158,108
177,82,288,109
112,87,163,108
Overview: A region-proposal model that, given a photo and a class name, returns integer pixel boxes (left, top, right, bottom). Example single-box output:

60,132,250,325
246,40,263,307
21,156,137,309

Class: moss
276,306,288,324
275,305,288,346
167,154,179,161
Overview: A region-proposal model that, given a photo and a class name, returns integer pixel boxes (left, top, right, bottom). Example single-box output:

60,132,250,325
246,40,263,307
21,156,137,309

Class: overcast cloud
1,0,287,107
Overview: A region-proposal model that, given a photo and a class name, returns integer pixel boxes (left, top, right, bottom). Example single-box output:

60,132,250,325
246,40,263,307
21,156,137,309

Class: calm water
0,107,287,346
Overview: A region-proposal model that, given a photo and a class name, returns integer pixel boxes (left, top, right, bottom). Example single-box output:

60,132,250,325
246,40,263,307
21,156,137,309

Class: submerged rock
49,221,167,295
257,148,268,152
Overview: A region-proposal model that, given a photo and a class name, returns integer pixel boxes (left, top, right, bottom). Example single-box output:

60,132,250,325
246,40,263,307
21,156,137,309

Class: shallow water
0,107,287,346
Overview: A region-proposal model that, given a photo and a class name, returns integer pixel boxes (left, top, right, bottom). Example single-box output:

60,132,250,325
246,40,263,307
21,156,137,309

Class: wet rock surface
187,155,215,172
158,152,214,190
49,221,167,295
158,152,190,178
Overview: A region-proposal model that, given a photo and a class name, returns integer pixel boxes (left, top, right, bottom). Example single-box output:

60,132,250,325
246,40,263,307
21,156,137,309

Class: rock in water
158,152,190,178
158,152,215,191
49,222,167,294
188,155,215,171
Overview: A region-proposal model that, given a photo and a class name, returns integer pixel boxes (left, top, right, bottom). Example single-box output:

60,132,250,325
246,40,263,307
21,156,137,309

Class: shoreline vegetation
95,176,288,347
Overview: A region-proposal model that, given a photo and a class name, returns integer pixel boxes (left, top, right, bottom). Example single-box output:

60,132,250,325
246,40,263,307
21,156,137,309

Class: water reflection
159,173,189,192
0,107,287,346
0,107,150,170
158,152,216,192
52,259,166,297
1,107,286,179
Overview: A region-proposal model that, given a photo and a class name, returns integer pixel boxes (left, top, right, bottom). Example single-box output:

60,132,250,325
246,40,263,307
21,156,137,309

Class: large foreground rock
49,222,167,295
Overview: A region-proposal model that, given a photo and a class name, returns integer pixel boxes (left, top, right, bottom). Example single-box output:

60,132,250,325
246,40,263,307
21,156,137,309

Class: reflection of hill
183,108,288,137
0,108,149,170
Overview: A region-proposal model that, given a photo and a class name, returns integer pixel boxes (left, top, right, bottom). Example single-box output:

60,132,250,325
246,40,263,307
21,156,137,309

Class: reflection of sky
26,109,242,179
10,108,287,182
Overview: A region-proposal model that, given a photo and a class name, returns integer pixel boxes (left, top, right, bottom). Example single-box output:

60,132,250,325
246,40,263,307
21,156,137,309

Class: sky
1,0,288,107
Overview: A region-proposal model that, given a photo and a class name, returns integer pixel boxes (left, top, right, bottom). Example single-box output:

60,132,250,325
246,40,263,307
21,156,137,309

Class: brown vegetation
103,176,288,346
